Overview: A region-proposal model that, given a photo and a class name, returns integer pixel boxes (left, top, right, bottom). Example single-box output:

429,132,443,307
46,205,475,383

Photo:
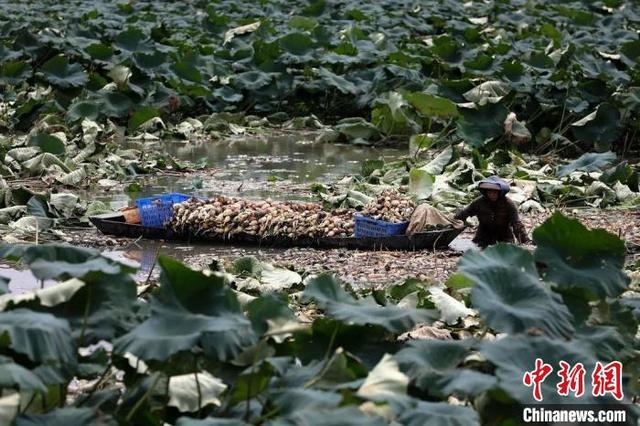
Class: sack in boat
405,204,464,236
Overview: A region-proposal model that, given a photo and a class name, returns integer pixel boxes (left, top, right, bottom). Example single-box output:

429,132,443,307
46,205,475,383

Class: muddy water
3,133,415,292
93,133,404,210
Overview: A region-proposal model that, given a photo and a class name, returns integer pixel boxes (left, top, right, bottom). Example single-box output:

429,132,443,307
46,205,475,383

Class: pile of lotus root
170,196,355,239
361,190,416,223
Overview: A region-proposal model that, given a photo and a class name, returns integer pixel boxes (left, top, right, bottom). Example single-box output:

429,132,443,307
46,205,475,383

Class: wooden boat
90,213,463,251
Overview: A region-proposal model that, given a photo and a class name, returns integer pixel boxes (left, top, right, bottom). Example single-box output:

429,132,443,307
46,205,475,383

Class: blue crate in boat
136,193,192,228
354,214,409,237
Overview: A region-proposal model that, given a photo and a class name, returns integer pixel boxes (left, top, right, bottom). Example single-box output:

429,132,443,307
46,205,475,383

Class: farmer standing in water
454,176,530,249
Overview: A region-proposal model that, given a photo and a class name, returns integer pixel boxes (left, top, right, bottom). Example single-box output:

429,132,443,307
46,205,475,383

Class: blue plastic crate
354,214,409,237
136,193,192,228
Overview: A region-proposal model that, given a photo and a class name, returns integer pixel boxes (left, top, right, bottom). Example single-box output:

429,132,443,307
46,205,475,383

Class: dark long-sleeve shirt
454,196,529,248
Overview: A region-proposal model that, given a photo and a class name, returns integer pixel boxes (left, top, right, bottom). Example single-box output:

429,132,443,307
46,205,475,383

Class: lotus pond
1,0,640,424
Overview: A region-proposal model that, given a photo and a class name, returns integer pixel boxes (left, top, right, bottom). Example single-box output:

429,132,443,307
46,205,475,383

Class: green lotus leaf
37,55,88,89
234,71,272,91
289,16,318,31
132,50,169,75
0,60,31,86
100,92,134,117
372,92,420,135
395,400,480,426
0,355,47,392
171,60,203,83
459,244,574,337
0,309,76,369
435,369,497,397
570,103,622,146
456,103,508,147
404,92,459,118
114,256,256,361
66,100,101,122
114,27,154,54
0,244,133,280
481,335,621,405
334,117,382,142
15,407,111,426
214,86,243,103
304,274,436,333
29,133,65,155
533,212,628,299
620,40,640,67
176,418,248,426
270,388,341,416
268,406,386,426
317,67,357,94
84,43,114,63
556,151,617,177
128,106,160,133
278,32,315,56
395,339,472,394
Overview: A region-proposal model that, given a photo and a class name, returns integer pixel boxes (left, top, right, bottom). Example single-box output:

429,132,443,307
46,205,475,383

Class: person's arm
507,201,530,243
454,198,479,222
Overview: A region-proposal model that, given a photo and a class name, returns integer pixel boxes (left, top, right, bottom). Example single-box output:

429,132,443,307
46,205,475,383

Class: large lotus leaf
404,92,459,118
570,103,621,145
0,355,47,392
103,92,133,117
408,168,434,200
267,406,386,426
177,418,247,426
66,100,101,122
556,151,617,177
114,28,155,54
395,400,480,426
334,118,382,143
234,71,272,91
463,80,511,105
303,274,435,333
168,372,227,412
459,244,574,338
435,369,497,397
533,212,628,299
456,103,508,148
29,133,65,155
317,67,357,94
114,256,256,361
0,243,133,280
482,335,622,405
278,32,315,56
270,388,341,416
372,91,420,135
128,107,160,132
47,273,137,343
15,407,113,426
395,339,472,393
0,60,31,86
37,55,88,89
0,309,75,369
